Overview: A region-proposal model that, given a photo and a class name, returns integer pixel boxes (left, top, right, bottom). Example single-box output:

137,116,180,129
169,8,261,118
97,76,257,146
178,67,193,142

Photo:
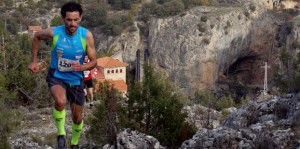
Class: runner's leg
71,103,84,145
87,87,93,106
51,85,68,135
46,69,67,148
67,83,85,146
51,85,68,149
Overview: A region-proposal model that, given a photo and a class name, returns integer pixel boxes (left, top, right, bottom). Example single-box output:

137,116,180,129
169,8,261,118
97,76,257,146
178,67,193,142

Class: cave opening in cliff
224,55,257,76
220,55,260,102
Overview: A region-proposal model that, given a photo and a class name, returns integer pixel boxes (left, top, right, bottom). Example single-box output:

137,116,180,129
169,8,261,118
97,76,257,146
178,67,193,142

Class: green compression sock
71,121,84,145
53,108,66,136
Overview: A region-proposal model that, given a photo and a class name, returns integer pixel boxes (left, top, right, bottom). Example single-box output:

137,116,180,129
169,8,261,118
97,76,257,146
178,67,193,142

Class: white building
93,56,128,97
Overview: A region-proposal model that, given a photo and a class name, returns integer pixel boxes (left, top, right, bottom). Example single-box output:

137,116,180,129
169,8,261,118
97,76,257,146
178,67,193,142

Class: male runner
28,2,97,149
83,56,94,108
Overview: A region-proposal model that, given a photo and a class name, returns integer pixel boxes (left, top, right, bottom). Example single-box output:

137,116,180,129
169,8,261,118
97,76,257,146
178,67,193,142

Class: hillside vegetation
1,0,300,148
0,0,210,148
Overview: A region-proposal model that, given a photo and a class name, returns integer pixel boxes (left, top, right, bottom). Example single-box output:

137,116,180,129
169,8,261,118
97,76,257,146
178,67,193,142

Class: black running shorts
84,79,93,89
46,68,85,106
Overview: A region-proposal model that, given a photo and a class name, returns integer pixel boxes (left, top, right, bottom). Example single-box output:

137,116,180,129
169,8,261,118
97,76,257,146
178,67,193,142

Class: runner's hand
72,61,82,71
28,62,39,73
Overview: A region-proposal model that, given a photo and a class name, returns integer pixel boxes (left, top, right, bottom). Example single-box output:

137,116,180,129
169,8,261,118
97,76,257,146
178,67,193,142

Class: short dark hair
61,1,83,18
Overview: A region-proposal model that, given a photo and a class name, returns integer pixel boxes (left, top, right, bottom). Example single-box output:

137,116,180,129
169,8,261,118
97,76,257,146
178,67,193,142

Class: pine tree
87,81,119,146
127,64,195,147
0,73,21,149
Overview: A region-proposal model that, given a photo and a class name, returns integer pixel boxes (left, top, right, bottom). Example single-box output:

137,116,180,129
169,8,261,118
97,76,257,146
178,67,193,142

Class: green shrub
203,38,210,44
51,16,63,26
108,0,138,10
194,90,217,107
38,8,48,15
226,20,231,27
244,11,250,18
201,16,208,22
292,40,300,49
286,22,293,34
236,96,248,108
294,17,300,26
0,98,21,148
280,47,291,67
155,0,185,18
296,52,300,65
180,12,186,17
31,132,57,147
138,23,147,36
126,64,195,148
215,95,235,111
129,26,137,32
238,14,242,20
220,109,230,123
141,2,157,15
140,13,151,23
87,81,121,145
249,3,256,12
82,3,108,28
198,23,206,32
112,25,123,36
103,14,133,36
183,0,208,9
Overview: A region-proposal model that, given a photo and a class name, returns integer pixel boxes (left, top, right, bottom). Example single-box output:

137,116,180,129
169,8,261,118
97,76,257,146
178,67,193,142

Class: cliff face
95,0,297,96
147,1,283,94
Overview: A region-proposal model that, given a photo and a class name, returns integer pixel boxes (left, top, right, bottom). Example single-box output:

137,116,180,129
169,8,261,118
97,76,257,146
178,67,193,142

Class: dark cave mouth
224,55,258,76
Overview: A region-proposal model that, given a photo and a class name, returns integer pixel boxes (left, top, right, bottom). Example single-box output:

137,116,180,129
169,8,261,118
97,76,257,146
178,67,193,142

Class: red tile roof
97,57,128,68
27,26,42,31
96,79,127,92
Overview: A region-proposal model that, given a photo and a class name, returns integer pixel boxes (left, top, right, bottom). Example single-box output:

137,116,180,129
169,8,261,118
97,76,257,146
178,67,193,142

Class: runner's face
63,11,81,35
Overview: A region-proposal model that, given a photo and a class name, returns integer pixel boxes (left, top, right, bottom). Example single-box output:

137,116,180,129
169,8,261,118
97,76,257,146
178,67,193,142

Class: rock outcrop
103,129,165,149
9,93,300,149
181,93,300,149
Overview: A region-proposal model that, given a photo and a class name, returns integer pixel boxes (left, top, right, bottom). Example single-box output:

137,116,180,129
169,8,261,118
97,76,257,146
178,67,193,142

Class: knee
55,99,67,110
89,90,94,95
73,115,82,124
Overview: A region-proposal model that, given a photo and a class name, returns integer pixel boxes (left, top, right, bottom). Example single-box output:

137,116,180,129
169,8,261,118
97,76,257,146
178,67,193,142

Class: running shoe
89,101,93,108
56,135,66,149
71,144,80,149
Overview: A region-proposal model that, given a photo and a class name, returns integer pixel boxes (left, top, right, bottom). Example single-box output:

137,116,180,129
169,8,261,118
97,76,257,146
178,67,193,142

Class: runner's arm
28,28,53,73
31,28,53,63
81,31,97,71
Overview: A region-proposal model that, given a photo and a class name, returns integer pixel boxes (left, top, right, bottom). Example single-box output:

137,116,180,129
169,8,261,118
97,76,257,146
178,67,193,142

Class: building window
116,69,118,73
120,69,122,73
107,70,110,74
112,70,114,73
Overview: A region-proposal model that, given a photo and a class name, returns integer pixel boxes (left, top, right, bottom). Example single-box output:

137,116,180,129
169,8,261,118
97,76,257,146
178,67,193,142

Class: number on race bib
58,58,74,72
59,60,72,67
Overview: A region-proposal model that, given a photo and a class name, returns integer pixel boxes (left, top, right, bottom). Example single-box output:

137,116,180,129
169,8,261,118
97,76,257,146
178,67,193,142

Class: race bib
58,58,74,72
83,70,90,77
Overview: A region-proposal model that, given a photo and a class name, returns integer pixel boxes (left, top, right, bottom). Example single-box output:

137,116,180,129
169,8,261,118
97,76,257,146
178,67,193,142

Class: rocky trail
9,103,96,149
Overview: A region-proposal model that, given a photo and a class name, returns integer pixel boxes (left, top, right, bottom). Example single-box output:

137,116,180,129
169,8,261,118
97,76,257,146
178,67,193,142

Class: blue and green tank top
50,25,87,85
